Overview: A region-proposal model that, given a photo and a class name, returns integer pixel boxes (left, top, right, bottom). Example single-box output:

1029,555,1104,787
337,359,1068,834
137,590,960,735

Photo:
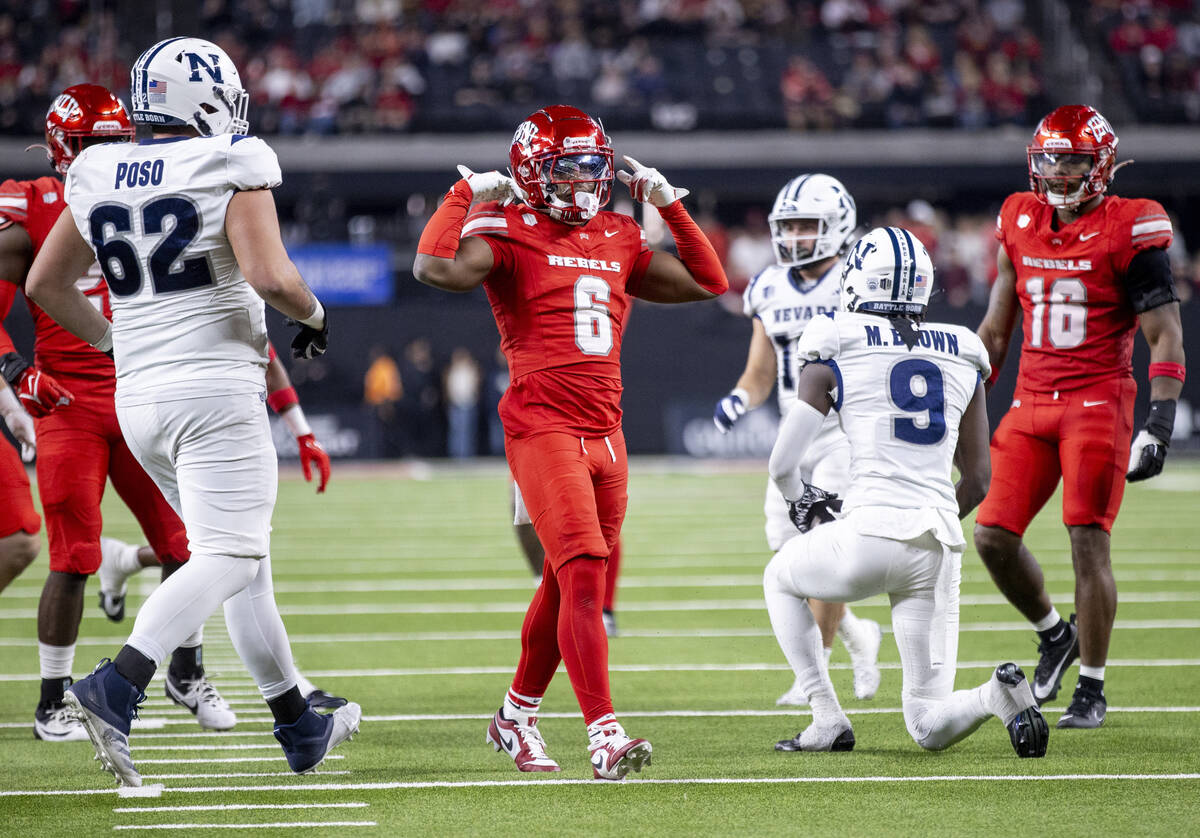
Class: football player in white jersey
713,174,881,706
762,226,1049,758
23,36,359,787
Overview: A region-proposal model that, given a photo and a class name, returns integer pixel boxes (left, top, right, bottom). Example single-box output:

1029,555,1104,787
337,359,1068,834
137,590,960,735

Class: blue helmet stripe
899,227,918,301
884,226,903,301
788,174,811,203
134,37,187,109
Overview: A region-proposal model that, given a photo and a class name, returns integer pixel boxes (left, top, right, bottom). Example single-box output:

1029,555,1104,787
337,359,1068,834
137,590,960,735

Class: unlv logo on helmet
51,94,84,123
43,83,134,175
1085,113,1113,144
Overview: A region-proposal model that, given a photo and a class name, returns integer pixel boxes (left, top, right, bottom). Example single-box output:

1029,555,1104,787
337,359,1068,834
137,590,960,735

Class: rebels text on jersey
996,192,1172,393
63,134,280,405
0,176,114,386
465,201,651,438
744,262,841,413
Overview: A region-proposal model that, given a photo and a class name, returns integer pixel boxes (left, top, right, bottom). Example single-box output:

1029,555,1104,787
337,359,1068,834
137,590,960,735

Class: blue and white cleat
63,659,146,787
274,702,362,774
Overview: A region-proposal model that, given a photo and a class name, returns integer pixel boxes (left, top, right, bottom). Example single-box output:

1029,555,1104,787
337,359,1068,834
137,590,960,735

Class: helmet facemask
532,151,612,225
1028,148,1104,208
770,214,834,267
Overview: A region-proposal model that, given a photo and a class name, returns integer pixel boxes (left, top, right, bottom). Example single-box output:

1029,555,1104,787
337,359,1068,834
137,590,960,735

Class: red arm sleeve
656,201,729,295
416,180,474,259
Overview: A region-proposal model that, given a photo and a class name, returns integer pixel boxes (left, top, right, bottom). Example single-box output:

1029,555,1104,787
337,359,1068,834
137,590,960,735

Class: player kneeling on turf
763,227,1049,758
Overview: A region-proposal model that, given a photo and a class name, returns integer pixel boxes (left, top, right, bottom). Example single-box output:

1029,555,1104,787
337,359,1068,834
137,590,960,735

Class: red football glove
297,433,331,493
17,367,74,418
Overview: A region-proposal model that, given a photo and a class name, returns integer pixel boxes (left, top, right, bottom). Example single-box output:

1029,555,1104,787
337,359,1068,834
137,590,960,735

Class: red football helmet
1027,105,1119,208
44,84,135,175
508,105,613,224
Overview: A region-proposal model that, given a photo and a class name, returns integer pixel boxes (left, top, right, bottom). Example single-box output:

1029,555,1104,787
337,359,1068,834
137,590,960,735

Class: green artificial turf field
1,459,1197,836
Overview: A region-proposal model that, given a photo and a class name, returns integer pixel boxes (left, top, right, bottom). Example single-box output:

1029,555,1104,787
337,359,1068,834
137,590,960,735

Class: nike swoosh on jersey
1079,231,1100,240
605,230,618,237
1082,400,1108,407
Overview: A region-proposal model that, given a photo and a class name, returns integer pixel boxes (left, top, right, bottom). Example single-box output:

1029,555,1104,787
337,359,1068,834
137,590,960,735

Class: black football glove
1127,399,1175,483
785,481,843,533
290,311,330,360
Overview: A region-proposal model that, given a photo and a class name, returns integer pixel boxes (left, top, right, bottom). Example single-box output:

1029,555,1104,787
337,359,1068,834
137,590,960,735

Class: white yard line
4,619,1199,647
5,773,1199,797
112,822,376,831
3,657,1198,684
135,756,344,765
139,771,352,780
113,803,369,813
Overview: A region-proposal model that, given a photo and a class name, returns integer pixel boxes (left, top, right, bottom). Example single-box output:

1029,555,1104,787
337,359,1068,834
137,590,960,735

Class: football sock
222,556,299,701
603,541,621,613
512,561,563,699
114,645,157,693
267,686,307,726
1078,672,1105,691
126,553,258,666
586,713,622,746
556,557,613,726
1033,608,1063,636
763,574,842,722
169,644,204,681
39,676,71,708
503,690,542,725
38,640,74,680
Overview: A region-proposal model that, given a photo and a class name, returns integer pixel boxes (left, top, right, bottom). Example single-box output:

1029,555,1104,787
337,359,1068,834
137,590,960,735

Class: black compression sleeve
1125,247,1178,314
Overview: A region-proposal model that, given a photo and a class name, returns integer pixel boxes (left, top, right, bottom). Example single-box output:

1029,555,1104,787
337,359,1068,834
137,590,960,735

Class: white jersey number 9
574,274,614,356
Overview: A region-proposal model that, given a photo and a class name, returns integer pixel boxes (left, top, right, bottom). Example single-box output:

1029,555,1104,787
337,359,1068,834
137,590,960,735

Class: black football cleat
993,663,1049,758
1056,683,1106,729
1032,614,1079,705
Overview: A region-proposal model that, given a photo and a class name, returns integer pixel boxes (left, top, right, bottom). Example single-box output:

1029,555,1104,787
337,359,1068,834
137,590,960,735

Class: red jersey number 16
1026,276,1087,349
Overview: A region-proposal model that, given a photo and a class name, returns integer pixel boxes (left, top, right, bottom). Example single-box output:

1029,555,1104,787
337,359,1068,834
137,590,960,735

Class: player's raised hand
456,165,518,203
297,432,331,493
1126,429,1168,482
0,387,36,461
616,156,690,207
16,367,73,418
713,388,749,433
785,481,843,533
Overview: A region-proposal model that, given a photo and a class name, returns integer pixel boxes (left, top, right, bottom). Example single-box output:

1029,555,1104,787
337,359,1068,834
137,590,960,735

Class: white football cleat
34,701,90,742
97,537,141,622
840,615,883,700
587,719,652,781
775,714,855,752
486,708,560,772
775,676,810,707
166,672,237,731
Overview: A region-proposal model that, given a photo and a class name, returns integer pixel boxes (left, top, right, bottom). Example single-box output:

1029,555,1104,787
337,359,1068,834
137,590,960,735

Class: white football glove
456,164,518,203
713,388,749,433
616,155,690,207
0,385,36,461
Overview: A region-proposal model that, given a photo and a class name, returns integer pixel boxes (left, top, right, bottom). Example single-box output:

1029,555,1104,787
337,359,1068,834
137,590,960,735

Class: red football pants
507,430,628,723
0,439,40,537
976,376,1136,536
36,390,189,574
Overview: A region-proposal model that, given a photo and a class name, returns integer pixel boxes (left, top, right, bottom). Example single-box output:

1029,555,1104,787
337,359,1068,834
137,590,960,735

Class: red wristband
267,342,277,363
267,386,300,414
657,201,729,296
416,181,473,259
1148,362,1186,383
986,367,1000,388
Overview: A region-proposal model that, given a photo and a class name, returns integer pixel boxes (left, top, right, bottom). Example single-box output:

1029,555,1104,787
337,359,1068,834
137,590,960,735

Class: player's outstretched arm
412,171,498,293
954,380,991,518
25,211,111,348
265,343,331,493
976,247,1020,389
618,156,728,303
714,319,776,432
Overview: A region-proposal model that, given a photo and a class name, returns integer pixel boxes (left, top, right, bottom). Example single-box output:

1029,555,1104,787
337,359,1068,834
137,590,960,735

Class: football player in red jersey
414,105,728,779
0,376,40,594
974,105,1185,730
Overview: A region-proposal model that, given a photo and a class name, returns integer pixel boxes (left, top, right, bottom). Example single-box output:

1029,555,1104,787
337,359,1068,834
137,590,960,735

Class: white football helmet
767,173,857,268
840,226,934,316
130,37,249,136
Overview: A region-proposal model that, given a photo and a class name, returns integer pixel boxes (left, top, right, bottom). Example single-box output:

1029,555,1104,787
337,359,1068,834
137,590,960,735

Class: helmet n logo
851,239,876,270
185,52,225,84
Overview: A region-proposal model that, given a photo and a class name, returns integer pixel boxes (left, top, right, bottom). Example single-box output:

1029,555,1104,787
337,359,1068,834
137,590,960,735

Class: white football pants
117,393,298,700
764,514,991,749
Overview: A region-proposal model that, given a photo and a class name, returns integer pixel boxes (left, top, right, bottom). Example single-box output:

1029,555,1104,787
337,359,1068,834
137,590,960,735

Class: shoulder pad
0,179,30,225
796,310,840,361
957,327,991,380
227,135,282,191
